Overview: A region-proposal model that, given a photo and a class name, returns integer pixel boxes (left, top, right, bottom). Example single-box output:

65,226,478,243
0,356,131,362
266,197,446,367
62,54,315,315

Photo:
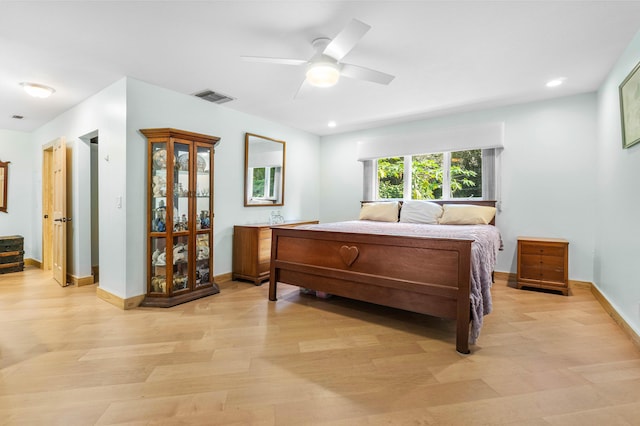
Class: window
373,149,494,200
251,166,280,200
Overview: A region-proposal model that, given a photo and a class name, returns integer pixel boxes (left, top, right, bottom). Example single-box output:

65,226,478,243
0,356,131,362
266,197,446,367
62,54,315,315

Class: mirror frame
244,133,286,207
0,160,8,213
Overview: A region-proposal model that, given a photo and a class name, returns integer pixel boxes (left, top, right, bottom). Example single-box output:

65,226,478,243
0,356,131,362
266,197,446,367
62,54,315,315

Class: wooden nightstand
517,237,569,296
232,220,318,285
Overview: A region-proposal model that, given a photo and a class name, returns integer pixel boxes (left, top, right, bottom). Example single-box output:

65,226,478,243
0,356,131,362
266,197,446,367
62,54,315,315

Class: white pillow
399,200,443,224
359,202,400,222
438,204,496,225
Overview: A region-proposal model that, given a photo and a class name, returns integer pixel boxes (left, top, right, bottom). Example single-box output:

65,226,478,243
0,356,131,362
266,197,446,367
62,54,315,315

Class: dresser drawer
233,221,318,285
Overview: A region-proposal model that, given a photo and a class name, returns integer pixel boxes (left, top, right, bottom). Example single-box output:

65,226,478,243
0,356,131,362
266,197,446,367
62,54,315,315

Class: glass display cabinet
141,128,220,307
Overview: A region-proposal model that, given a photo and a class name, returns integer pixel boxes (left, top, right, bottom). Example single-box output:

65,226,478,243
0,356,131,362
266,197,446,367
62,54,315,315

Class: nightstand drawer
519,243,565,257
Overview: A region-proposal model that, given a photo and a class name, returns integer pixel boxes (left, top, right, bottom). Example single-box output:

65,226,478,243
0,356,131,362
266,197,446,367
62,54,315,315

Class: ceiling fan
241,19,395,96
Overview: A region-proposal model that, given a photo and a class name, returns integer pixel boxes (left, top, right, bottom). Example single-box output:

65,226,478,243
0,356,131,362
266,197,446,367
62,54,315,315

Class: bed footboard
268,227,473,354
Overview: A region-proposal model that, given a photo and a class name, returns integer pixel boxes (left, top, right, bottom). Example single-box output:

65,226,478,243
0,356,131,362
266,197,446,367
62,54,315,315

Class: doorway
41,137,68,286
41,132,99,286
89,134,99,282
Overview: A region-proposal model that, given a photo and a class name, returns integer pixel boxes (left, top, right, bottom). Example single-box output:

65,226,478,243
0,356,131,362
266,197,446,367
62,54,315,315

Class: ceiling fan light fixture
306,62,340,88
20,82,55,98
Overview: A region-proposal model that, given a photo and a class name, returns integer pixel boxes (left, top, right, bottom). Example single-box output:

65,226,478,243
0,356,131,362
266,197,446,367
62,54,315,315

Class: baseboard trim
590,284,640,351
96,287,145,310
67,273,94,287
493,271,514,282
215,272,233,284
24,258,41,268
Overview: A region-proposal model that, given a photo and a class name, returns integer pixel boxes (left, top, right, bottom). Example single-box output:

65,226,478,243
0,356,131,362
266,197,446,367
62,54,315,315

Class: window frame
369,148,495,201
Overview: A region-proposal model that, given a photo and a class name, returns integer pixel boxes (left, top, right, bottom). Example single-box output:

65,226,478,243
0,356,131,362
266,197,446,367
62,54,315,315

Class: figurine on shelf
196,245,209,260
173,243,187,264
152,248,161,265
173,275,188,290
152,175,166,197
153,203,166,232
156,252,167,266
151,276,166,293
173,214,188,232
200,210,210,229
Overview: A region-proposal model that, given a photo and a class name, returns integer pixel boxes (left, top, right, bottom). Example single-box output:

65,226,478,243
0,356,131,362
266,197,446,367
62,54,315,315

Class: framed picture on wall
619,60,640,149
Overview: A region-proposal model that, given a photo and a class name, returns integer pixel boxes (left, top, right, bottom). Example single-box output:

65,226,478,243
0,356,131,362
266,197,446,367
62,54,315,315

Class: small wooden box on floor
517,236,569,295
0,235,24,274
233,221,318,285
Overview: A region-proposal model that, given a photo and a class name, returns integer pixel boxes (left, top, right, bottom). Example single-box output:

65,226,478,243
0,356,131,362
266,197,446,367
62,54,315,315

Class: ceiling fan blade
340,63,395,85
241,56,307,66
293,78,311,99
323,19,371,61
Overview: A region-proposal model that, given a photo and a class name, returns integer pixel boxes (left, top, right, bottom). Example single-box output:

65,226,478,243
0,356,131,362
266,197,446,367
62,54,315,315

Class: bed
268,200,501,354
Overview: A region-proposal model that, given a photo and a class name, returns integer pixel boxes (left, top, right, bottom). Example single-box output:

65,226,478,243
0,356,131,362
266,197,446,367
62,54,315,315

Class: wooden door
52,137,67,286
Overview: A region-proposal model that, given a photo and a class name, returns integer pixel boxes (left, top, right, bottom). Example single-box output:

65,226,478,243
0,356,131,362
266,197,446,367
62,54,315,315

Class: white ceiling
2,1,640,136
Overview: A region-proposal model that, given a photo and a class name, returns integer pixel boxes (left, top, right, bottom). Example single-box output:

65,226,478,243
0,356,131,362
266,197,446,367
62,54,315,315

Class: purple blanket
294,221,502,344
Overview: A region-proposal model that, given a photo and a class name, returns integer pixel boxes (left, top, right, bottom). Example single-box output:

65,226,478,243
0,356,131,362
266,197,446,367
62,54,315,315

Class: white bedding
294,220,503,344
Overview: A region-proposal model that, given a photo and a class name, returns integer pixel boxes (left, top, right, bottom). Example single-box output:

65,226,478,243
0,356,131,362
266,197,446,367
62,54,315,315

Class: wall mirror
244,133,285,207
0,160,8,213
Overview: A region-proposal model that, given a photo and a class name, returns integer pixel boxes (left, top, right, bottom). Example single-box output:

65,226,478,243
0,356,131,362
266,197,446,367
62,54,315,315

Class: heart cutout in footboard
339,245,359,267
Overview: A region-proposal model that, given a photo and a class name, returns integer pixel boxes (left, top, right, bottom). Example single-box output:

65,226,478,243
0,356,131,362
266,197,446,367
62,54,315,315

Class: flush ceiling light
327,120,337,128
306,62,340,88
20,82,55,98
546,78,565,88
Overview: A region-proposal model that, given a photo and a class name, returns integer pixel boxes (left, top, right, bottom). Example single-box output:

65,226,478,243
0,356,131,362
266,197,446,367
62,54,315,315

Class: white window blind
356,122,504,161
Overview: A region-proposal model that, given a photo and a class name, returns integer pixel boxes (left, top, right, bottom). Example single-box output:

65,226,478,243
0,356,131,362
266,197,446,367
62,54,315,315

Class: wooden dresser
233,221,318,284
0,235,24,274
517,236,569,295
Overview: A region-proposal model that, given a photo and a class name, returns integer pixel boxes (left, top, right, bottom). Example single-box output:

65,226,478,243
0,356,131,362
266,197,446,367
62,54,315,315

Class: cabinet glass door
150,142,168,294
172,142,191,293
195,145,212,287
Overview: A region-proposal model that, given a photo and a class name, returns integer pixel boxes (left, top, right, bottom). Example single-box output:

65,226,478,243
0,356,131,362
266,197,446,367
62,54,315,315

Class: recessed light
20,82,55,98
328,121,337,128
546,78,565,88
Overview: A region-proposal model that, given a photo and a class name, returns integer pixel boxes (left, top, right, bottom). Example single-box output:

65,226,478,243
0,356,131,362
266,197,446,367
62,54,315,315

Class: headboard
360,199,497,226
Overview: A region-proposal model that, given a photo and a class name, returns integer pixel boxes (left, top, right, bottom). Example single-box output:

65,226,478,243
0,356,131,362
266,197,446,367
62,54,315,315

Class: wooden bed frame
268,200,497,354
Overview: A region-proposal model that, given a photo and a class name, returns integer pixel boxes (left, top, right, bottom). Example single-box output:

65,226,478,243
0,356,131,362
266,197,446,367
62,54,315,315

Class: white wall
125,78,320,297
0,129,33,256
320,93,598,281
30,79,128,297
595,29,640,335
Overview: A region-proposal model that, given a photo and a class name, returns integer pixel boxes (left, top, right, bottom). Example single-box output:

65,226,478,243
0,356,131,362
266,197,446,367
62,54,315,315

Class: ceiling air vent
193,89,235,104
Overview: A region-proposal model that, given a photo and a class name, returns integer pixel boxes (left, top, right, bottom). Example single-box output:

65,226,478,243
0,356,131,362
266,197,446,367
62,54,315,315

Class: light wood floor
1,267,640,425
